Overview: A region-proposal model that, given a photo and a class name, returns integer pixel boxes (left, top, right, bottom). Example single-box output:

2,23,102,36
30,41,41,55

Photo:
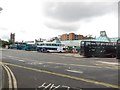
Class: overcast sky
0,0,119,41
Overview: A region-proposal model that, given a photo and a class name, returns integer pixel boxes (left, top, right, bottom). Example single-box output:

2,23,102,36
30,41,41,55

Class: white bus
36,42,66,53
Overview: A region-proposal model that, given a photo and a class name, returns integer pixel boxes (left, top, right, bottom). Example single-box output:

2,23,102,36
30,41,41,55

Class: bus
24,44,37,51
80,41,116,58
36,42,66,53
116,38,120,59
16,42,26,50
9,42,27,50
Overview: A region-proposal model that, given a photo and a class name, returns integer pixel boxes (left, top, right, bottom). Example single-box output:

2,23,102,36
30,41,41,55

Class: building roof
61,37,118,46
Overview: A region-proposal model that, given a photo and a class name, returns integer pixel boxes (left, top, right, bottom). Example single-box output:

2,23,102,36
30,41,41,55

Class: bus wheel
42,48,47,53
59,51,62,53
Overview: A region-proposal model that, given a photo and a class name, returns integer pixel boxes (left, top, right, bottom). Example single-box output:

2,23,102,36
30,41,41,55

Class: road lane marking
69,64,103,68
66,69,83,74
62,85,70,90
38,82,61,90
1,63,17,89
1,64,12,89
97,61,119,65
49,84,60,90
2,62,119,88
18,60,25,62
95,64,119,69
44,62,67,66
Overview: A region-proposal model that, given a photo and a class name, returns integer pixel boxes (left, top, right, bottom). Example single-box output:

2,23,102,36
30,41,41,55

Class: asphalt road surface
0,49,119,90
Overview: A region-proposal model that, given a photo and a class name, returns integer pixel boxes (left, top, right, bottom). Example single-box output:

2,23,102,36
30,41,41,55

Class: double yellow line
1,63,17,90
0,61,119,89
2,62,120,89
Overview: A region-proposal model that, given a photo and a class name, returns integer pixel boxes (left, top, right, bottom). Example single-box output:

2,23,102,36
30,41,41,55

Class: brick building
61,34,69,41
61,33,84,41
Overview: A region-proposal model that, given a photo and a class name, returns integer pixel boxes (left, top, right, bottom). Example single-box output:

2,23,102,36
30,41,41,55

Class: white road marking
68,67,71,69
4,55,118,69
43,65,49,67
97,61,119,65
44,83,52,89
69,64,103,68
49,84,60,90
66,69,83,74
62,85,70,90
18,60,25,62
38,63,43,65
38,82,66,90
38,82,46,88
45,62,67,65
2,62,119,88
8,56,14,58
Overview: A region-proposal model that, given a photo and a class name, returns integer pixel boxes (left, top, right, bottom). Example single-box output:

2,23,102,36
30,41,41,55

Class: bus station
8,31,120,59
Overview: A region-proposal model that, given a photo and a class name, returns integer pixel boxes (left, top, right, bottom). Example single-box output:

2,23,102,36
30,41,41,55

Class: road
0,49,119,90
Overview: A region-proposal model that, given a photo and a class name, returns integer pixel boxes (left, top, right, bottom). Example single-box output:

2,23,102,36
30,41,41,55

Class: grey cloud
44,2,117,22
45,22,80,31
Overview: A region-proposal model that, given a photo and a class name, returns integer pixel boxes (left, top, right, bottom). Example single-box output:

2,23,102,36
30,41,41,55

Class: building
61,33,85,41
61,34,69,41
10,33,15,43
61,31,118,47
35,38,46,43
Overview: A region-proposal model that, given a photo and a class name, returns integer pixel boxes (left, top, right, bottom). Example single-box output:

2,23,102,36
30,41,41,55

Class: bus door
116,39,120,59
80,41,85,56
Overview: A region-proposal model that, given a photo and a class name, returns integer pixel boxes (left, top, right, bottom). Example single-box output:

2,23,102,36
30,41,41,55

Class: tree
1,40,9,48
8,39,14,45
0,39,13,48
